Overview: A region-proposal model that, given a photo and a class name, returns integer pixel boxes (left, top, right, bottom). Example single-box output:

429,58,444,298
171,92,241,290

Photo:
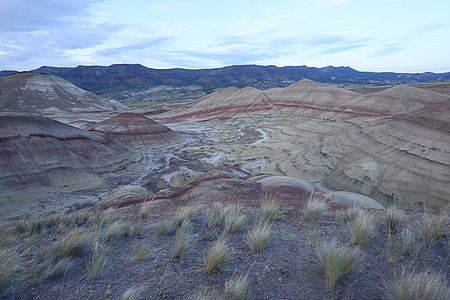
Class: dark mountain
0,70,17,76
2,64,448,102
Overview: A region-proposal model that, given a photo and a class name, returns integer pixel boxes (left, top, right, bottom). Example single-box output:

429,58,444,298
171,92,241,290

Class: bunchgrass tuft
387,233,402,263
303,198,328,221
0,247,21,292
52,228,92,258
349,214,374,246
86,242,108,282
223,210,246,235
155,220,169,236
205,239,229,273
315,239,360,290
121,286,143,300
245,221,271,253
224,274,249,300
413,211,449,244
345,206,365,223
260,194,283,221
306,230,321,247
205,202,224,228
191,288,221,300
388,269,449,300
172,220,192,259
172,205,201,228
104,221,130,242
400,228,420,258
384,207,405,232
133,244,152,262
139,203,152,219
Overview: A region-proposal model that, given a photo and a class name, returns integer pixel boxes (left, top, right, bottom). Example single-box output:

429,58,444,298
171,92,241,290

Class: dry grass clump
345,206,365,223
205,239,229,273
154,220,170,236
387,269,449,300
306,231,320,247
349,214,374,246
172,205,202,228
191,288,221,300
400,228,420,258
132,244,152,262
383,207,405,232
86,242,109,282
0,247,22,292
315,239,360,290
121,286,143,300
224,274,249,300
52,228,92,258
205,202,225,228
104,221,130,242
223,209,246,235
245,221,271,253
303,198,328,221
139,203,152,219
172,220,193,259
28,257,73,284
387,233,402,263
413,211,449,244
260,194,283,221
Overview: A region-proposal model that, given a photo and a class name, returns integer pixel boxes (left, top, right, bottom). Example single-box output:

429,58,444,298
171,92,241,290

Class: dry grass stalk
224,274,249,300
349,214,374,246
260,194,283,221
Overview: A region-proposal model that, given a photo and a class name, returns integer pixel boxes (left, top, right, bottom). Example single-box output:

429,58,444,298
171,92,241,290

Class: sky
1,0,449,73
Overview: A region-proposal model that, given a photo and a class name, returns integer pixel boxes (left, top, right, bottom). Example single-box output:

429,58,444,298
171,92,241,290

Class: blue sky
1,0,449,72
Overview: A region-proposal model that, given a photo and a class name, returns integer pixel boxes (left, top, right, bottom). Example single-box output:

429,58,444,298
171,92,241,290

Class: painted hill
153,80,450,211
0,115,142,220
0,72,126,113
86,112,183,149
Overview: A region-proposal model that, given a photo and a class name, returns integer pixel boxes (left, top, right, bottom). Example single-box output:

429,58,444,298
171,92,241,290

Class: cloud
95,37,172,56
371,43,405,57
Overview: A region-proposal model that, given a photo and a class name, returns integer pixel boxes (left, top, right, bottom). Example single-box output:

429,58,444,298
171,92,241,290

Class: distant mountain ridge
2,64,450,101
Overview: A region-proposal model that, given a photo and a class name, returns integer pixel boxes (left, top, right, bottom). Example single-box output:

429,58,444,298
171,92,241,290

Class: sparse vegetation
86,242,109,282
121,286,143,300
224,274,249,300
349,214,374,246
345,206,365,223
303,198,328,221
155,220,169,236
400,228,420,258
413,211,449,244
191,288,221,300
133,244,152,262
245,221,271,253
260,194,283,221
172,220,193,259
205,239,229,273
387,233,402,263
52,228,92,258
387,269,449,300
384,207,405,232
104,221,130,242
205,202,224,228
306,230,320,247
0,247,21,292
172,205,201,228
139,203,152,219
315,239,360,290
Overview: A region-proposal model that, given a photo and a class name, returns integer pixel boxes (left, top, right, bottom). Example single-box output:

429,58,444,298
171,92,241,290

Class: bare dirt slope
0,115,142,220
